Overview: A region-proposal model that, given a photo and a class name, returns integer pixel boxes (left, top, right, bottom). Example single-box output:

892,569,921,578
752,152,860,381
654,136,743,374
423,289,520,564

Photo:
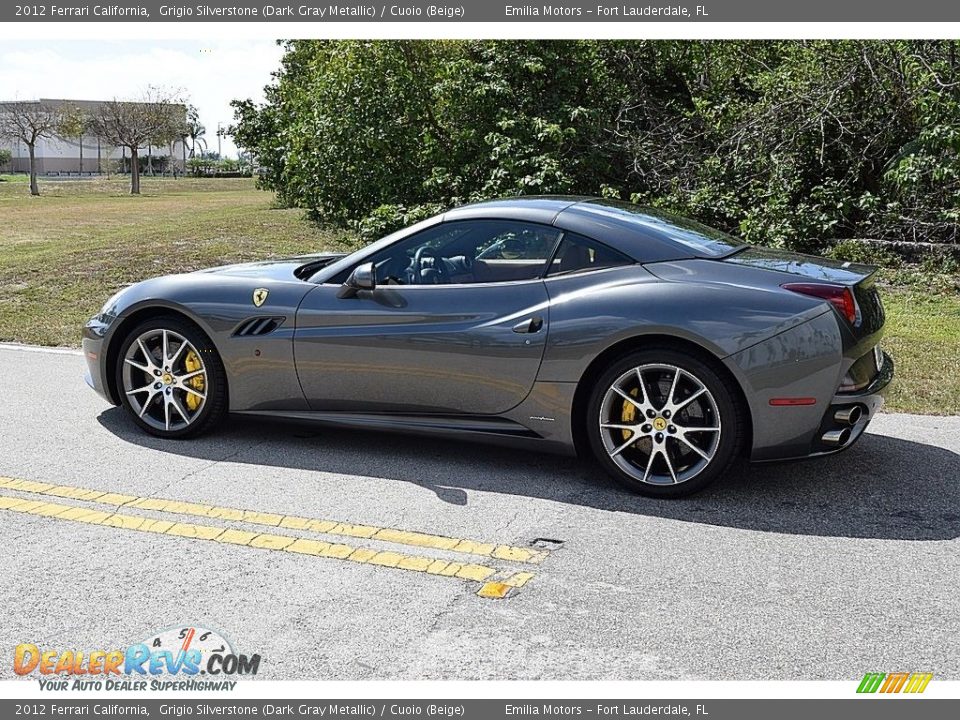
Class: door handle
512,316,544,334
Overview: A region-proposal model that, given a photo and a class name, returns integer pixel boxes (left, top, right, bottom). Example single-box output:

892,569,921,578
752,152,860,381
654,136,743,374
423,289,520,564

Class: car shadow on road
97,408,960,541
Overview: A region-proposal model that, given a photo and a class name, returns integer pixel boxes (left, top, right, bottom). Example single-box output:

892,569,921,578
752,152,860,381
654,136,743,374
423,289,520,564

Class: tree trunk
78,135,83,174
130,147,140,195
27,142,39,196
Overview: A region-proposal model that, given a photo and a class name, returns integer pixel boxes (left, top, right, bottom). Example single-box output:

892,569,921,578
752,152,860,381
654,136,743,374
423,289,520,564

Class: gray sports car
83,197,893,497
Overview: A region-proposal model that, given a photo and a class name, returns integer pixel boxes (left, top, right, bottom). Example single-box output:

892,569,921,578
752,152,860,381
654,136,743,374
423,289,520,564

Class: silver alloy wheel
121,328,208,432
598,363,721,485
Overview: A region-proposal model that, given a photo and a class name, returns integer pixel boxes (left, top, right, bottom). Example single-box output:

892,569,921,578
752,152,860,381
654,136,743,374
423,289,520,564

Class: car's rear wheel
587,348,745,497
115,316,227,438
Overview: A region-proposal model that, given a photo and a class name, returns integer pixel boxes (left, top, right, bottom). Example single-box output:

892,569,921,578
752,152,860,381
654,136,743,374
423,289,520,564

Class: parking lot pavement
0,343,958,680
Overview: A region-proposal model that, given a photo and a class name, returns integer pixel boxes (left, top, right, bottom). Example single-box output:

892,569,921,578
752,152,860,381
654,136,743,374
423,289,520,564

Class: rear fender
538,266,828,383
724,311,843,460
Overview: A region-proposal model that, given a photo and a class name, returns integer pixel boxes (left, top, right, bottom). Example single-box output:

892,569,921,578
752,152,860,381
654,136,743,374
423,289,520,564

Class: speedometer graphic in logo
139,625,233,671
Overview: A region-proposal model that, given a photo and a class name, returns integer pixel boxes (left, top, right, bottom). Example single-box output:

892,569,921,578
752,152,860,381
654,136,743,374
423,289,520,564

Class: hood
196,253,348,281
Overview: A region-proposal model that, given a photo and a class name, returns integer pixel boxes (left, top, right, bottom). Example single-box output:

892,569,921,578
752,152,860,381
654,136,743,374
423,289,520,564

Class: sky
0,40,285,158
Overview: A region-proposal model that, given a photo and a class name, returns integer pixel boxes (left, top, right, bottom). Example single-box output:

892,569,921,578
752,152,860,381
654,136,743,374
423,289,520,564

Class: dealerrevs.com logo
14,625,260,691
857,672,933,694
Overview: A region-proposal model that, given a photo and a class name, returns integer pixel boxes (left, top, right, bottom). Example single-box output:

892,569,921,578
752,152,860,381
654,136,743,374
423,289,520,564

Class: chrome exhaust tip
822,428,851,447
834,406,863,426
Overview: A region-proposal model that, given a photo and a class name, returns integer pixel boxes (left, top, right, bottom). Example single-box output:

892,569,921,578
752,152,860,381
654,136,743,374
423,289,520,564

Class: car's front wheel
115,316,227,438
587,348,745,498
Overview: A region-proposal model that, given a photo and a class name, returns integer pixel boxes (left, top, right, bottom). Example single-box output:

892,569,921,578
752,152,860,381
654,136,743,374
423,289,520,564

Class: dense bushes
232,40,960,251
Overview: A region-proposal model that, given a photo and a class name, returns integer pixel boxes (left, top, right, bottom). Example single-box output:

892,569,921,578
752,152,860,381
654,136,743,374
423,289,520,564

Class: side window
475,226,556,261
363,220,561,286
546,232,633,277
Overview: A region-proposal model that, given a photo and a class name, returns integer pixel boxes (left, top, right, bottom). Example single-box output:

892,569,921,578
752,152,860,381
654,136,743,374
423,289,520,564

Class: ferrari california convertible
83,197,893,497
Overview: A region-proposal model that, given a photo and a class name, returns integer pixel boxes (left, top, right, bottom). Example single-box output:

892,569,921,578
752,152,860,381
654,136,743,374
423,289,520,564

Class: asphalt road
0,344,958,681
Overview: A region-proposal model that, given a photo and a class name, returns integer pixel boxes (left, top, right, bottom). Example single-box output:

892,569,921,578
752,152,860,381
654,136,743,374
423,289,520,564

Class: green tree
185,105,207,157
0,100,62,195
58,104,90,175
88,88,185,194
232,41,629,227
233,40,960,248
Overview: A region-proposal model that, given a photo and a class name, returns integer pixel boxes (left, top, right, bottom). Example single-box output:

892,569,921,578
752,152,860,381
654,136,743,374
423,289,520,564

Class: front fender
96,273,314,412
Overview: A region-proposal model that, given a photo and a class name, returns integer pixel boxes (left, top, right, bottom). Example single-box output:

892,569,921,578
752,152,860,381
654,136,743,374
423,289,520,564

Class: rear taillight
782,282,859,326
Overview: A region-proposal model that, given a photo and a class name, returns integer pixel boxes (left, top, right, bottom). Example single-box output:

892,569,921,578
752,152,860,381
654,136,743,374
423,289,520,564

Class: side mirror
337,262,376,298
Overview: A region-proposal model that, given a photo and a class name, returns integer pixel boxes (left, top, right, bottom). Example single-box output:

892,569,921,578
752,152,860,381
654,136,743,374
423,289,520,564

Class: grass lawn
0,176,352,347
0,175,957,414
881,291,960,414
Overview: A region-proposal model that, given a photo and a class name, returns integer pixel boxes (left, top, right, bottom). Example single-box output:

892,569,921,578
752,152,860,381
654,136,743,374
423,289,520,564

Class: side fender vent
234,317,284,337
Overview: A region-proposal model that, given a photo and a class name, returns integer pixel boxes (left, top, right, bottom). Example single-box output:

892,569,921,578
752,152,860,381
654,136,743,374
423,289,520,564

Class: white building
0,98,188,175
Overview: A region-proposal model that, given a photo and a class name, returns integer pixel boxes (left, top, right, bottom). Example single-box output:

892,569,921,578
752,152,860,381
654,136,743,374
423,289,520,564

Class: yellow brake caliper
183,350,205,411
621,387,639,443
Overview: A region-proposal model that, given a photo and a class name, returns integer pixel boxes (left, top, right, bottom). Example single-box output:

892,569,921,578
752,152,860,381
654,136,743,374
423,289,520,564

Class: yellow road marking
503,571,536,588
217,528,260,546
476,570,538,599
477,582,514,599
0,476,548,564
0,492,512,587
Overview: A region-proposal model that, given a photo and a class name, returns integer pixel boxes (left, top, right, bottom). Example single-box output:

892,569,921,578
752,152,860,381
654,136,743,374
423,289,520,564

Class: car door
293,220,558,415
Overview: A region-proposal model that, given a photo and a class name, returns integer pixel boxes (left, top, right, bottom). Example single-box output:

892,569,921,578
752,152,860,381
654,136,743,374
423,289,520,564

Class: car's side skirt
232,409,575,456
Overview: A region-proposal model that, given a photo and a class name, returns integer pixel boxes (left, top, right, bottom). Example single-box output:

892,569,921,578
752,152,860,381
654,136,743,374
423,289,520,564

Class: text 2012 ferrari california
84,197,893,497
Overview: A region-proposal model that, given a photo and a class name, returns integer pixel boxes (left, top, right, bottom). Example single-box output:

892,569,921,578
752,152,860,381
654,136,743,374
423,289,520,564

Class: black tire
115,315,228,439
586,348,746,498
